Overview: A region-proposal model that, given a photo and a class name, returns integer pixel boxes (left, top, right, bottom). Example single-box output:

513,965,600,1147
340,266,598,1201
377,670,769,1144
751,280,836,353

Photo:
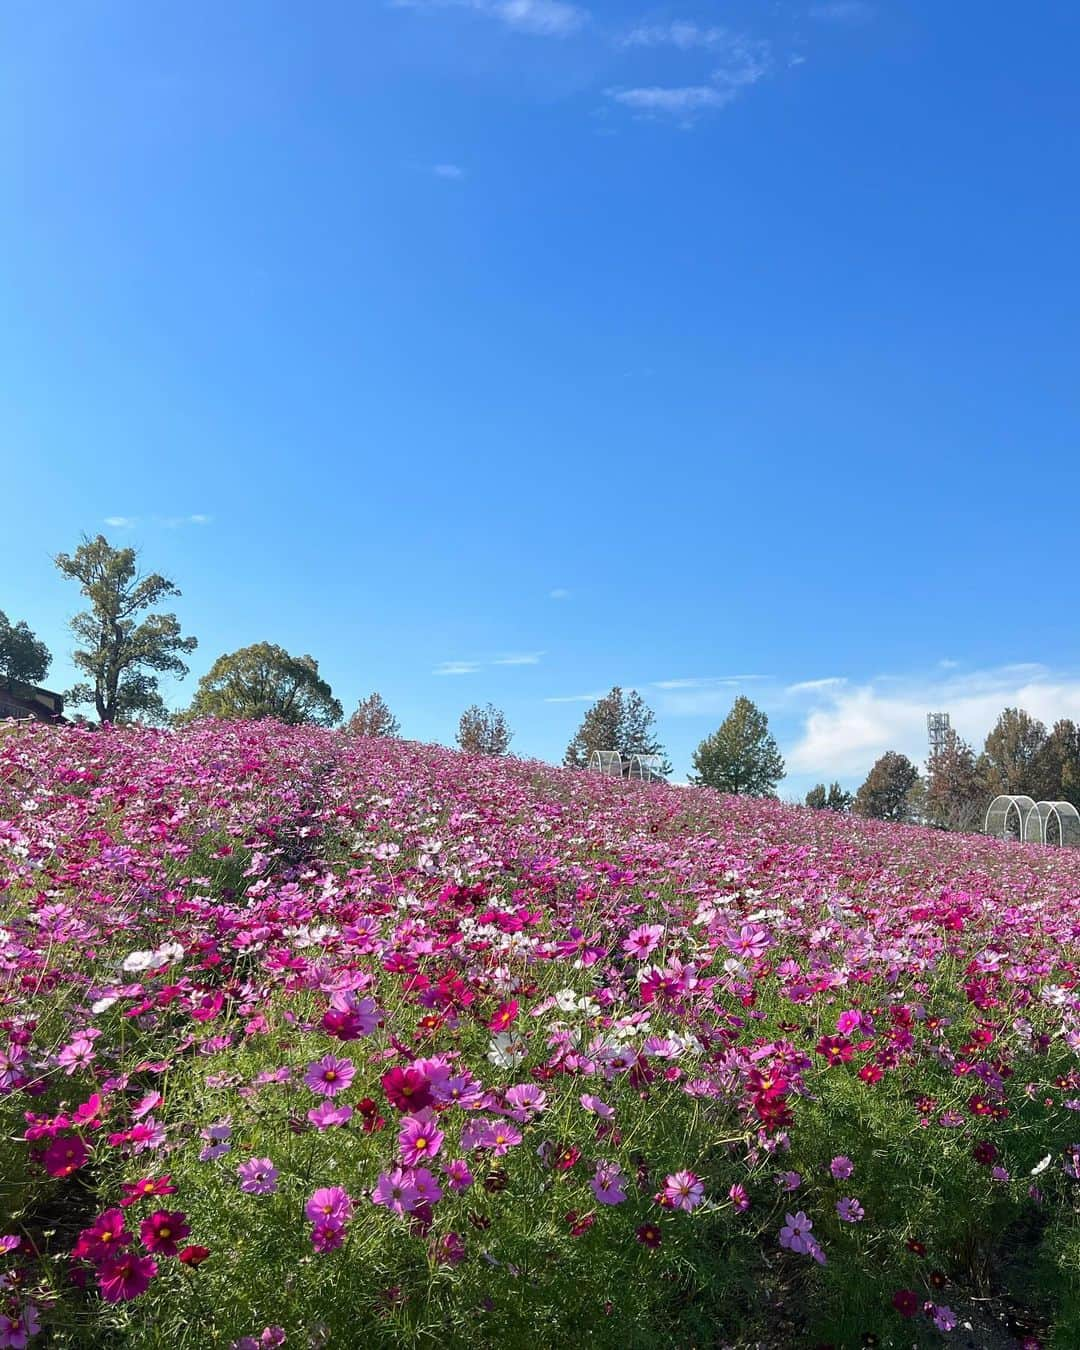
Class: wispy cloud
785,664,1080,777
493,652,544,666
809,1,874,21
619,21,730,50
103,513,211,530
608,32,772,121
432,163,465,180
435,652,543,675
548,587,571,600
653,675,767,690
544,690,609,703
434,661,481,676
392,0,586,38
785,676,847,695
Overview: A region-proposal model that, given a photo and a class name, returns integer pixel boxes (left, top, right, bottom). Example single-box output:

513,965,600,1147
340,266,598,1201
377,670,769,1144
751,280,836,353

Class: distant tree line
804,707,1080,827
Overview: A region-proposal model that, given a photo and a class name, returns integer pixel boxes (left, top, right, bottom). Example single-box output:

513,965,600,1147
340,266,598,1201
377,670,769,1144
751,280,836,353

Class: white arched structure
627,753,666,783
589,750,623,777
1039,801,1080,848
985,795,1080,847
984,795,1037,841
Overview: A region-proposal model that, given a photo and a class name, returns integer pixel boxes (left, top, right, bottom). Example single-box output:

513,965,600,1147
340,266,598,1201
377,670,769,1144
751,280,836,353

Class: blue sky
3,0,1080,793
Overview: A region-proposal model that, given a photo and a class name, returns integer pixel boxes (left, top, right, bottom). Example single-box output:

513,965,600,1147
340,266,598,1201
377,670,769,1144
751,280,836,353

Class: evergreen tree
457,703,512,755
563,687,670,775
826,781,853,812
689,696,784,795
55,535,197,723
925,728,984,831
181,643,342,725
805,783,827,809
0,611,51,690
853,751,921,822
347,692,401,738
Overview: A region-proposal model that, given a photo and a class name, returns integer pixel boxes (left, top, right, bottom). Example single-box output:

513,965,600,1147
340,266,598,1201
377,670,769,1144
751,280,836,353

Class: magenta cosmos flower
97,1251,158,1303
662,1171,705,1212
304,1054,355,1098
829,1155,854,1179
305,1186,353,1226
237,1158,279,1196
398,1116,445,1168
139,1210,190,1256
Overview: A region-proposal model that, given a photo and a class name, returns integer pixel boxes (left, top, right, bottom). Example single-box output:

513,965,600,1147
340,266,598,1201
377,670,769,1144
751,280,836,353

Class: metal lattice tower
927,712,950,760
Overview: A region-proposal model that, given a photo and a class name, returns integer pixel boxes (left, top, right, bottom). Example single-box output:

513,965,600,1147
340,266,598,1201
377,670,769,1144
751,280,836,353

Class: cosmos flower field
3,723,1080,1348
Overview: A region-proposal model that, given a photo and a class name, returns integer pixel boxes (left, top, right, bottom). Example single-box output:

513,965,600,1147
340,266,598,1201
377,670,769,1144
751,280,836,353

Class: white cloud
785,665,1080,778
432,163,465,180
548,587,571,600
620,21,730,50
544,690,608,703
392,0,586,38
493,652,544,665
104,516,136,528
608,32,771,120
103,513,211,529
434,661,481,676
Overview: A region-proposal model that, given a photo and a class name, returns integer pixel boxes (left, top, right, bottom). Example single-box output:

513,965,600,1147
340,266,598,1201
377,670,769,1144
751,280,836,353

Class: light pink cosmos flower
308,1101,353,1130
835,1197,864,1223
580,1093,614,1119
410,1168,444,1205
829,1155,854,1179
729,1183,750,1213
662,1171,705,1212
623,924,664,959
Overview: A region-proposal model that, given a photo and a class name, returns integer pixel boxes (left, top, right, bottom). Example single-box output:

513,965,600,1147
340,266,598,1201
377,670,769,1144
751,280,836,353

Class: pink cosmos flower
505,1084,547,1120
310,1221,345,1254
0,1302,39,1349
97,1251,157,1302
308,1101,353,1130
835,1197,864,1223
729,1183,750,1213
305,1187,353,1225
590,1163,627,1205
237,1158,279,1196
303,1055,355,1098
580,1093,614,1119
778,1211,813,1255
662,1171,705,1212
623,924,664,959
481,1121,522,1156
398,1116,445,1168
41,1135,89,1178
442,1159,474,1192
829,1155,854,1179
410,1168,444,1206
74,1209,131,1263
57,1038,95,1074
932,1305,958,1332
372,1169,420,1216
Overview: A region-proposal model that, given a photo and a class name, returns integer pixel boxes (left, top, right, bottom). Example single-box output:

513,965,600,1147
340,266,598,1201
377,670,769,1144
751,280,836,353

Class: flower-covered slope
2,722,1080,1347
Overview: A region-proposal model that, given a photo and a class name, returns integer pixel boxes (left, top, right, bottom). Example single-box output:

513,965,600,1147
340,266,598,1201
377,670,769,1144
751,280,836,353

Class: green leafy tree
347,692,401,738
1036,719,1080,812
55,535,197,724
925,728,984,831
0,611,51,690
978,707,1049,799
853,751,921,822
689,696,784,795
563,687,671,775
805,781,852,812
182,643,342,726
456,703,512,755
